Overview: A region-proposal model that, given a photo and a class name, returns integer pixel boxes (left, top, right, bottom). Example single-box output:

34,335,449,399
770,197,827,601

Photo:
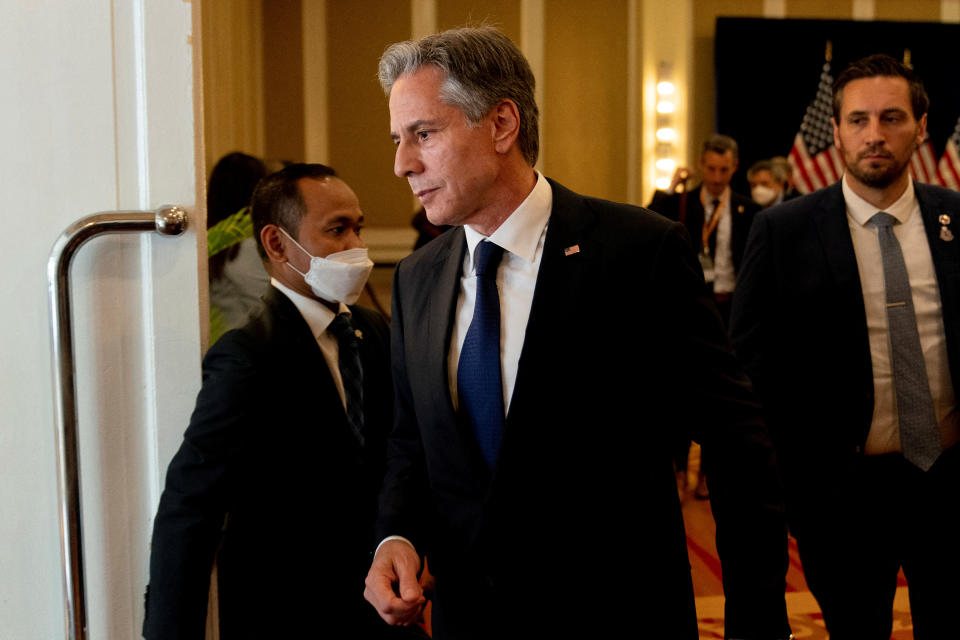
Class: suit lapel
426,229,469,432
687,186,706,252
506,180,592,428
266,287,363,449
813,183,865,311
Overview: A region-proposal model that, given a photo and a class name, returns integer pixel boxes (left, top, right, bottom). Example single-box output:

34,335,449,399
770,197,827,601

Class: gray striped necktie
870,211,942,471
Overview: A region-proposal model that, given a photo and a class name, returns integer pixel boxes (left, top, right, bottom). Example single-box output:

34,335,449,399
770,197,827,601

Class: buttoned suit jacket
730,181,960,536
648,184,761,274
144,287,394,639
379,179,790,639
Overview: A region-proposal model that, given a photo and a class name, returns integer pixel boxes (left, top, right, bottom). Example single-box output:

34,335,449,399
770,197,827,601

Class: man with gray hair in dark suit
364,26,791,640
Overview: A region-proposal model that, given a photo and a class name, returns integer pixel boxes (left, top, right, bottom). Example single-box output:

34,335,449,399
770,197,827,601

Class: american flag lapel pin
563,244,580,256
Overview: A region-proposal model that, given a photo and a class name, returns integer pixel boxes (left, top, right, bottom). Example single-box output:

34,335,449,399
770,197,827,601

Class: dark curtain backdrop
715,17,960,195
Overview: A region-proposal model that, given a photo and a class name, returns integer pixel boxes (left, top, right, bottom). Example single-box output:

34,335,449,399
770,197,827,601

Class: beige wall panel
544,0,629,202
784,0,853,18
436,0,522,41
691,1,763,167
262,0,305,163
202,0,265,172
327,0,413,228
875,0,941,21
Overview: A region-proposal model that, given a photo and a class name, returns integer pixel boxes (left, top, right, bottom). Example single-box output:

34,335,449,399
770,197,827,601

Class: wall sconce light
656,127,677,143
656,100,676,114
654,61,678,192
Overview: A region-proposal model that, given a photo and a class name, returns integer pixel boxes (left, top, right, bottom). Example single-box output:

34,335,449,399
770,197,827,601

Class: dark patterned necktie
457,240,506,468
328,313,365,447
870,212,941,470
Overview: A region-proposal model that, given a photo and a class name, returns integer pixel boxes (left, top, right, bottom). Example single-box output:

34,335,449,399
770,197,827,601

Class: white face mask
280,228,373,305
751,184,778,206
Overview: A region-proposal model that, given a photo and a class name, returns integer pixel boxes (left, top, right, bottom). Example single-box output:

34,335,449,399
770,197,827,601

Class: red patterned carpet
680,445,914,639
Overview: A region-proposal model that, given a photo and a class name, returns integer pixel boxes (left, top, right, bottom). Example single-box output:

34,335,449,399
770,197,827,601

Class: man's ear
916,112,928,147
260,224,288,263
491,99,521,155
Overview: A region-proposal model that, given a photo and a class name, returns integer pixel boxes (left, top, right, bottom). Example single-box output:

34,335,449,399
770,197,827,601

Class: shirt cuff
374,535,417,558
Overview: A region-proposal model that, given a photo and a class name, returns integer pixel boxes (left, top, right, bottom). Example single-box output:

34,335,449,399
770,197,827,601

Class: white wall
0,1,201,638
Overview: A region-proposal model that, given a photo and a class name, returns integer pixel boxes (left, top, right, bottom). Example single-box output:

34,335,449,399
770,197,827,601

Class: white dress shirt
447,171,553,415
377,172,552,559
701,187,736,295
271,278,352,411
842,175,959,454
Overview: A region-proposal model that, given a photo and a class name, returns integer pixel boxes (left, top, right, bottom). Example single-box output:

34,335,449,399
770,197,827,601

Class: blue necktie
870,212,942,471
458,240,506,468
328,312,365,447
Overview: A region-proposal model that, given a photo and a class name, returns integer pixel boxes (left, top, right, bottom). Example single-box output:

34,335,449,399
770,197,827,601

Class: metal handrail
47,207,187,640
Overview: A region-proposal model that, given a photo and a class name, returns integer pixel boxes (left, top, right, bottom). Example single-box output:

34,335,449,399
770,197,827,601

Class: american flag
937,116,960,190
910,136,941,185
788,56,845,194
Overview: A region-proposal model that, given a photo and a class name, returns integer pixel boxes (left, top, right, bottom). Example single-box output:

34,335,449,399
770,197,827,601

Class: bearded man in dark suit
731,54,960,639
144,164,406,638
363,26,791,640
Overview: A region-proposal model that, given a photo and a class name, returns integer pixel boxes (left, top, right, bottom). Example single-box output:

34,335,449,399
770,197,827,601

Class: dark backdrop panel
715,17,960,195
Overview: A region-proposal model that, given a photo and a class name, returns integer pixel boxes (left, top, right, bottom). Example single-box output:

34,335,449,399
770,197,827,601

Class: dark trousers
794,447,959,639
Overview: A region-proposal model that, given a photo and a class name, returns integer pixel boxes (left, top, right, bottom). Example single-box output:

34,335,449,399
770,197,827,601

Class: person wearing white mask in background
145,164,418,639
748,159,789,208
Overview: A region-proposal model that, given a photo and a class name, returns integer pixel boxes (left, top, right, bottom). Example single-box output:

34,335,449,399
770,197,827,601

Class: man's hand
669,166,692,193
364,539,425,625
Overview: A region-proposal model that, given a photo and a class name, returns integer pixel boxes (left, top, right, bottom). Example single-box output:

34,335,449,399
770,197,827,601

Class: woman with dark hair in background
207,151,271,342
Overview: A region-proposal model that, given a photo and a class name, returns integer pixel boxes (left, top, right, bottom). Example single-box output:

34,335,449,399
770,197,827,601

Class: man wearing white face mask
145,164,414,639
747,159,788,209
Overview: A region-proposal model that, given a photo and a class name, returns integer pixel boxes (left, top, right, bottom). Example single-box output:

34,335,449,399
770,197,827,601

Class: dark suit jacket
648,185,761,275
379,179,790,639
144,287,394,639
730,181,960,536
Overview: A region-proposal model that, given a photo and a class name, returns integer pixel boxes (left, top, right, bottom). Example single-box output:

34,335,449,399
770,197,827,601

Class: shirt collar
270,277,349,338
463,170,553,269
842,173,917,227
700,186,730,209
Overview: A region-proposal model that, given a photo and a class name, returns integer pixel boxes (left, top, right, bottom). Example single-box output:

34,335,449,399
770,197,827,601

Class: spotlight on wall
657,81,675,95
654,61,679,193
656,127,677,143
655,158,676,172
656,100,676,114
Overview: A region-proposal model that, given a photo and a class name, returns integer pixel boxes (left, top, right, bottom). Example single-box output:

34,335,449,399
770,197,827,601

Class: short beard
843,144,912,189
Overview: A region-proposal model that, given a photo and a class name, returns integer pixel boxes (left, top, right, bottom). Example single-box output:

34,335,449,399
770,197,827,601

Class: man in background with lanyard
648,135,761,500
649,134,760,325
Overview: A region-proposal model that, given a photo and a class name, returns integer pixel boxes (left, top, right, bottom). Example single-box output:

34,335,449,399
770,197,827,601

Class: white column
943,0,960,22
411,0,437,39
852,0,875,20
302,0,329,162
640,0,693,204
763,0,786,18
521,0,546,173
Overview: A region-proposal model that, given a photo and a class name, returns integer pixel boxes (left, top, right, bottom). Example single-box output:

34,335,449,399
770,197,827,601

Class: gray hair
769,156,793,183
378,26,540,166
746,159,773,181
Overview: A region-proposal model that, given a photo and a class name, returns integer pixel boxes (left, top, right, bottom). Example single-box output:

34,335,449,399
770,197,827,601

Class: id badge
698,251,715,283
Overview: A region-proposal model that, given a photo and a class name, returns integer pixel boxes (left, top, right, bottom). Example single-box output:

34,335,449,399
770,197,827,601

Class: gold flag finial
825,40,833,62
904,49,913,68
